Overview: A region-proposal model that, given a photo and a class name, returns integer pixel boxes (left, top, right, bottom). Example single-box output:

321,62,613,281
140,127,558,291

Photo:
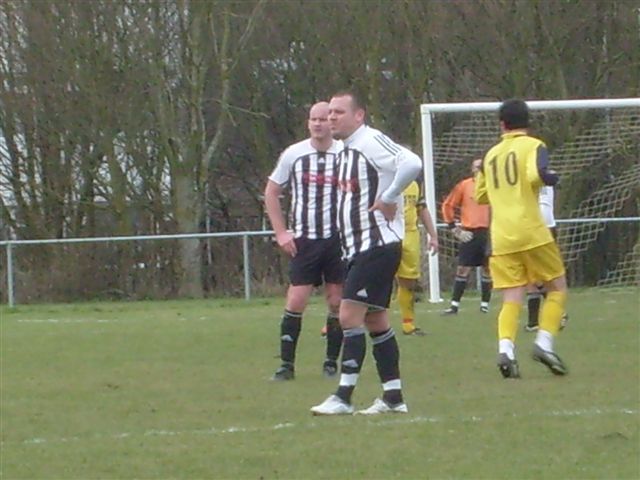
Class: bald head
308,101,331,142
309,102,329,118
472,158,482,174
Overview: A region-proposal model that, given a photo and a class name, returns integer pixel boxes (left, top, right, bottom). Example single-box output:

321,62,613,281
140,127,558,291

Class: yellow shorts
397,230,420,279
490,242,565,289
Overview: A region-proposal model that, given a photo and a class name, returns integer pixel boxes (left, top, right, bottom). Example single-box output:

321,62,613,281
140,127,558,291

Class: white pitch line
15,317,209,324
16,318,120,324
3,407,636,447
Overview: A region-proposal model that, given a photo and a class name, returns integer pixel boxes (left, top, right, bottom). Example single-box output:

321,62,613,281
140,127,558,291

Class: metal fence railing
0,230,271,308
1,217,639,307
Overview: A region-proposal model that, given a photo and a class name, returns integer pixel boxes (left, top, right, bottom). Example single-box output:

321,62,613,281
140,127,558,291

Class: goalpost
420,98,640,303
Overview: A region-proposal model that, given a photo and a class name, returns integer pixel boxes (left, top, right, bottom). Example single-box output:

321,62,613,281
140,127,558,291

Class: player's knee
339,301,368,329
544,275,567,293
502,286,526,303
365,312,390,334
286,287,311,312
456,267,471,278
285,300,307,313
327,298,341,315
324,287,342,313
397,278,416,291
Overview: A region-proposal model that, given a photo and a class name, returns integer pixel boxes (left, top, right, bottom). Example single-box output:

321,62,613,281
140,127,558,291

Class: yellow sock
498,301,521,342
539,291,567,336
397,285,414,331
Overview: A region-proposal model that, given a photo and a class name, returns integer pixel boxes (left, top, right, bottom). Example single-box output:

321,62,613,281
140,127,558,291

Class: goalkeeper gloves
452,226,473,243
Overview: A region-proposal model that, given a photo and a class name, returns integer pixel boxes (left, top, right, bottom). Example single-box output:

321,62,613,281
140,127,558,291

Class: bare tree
129,0,266,297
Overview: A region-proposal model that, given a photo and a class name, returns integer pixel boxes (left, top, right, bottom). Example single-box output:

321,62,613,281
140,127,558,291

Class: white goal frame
420,97,640,303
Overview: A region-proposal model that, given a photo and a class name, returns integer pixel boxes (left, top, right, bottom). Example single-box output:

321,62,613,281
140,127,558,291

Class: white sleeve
268,149,294,186
538,186,556,227
380,150,422,204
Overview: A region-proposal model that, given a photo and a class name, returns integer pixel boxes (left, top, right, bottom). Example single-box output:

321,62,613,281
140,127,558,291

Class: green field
1,289,639,479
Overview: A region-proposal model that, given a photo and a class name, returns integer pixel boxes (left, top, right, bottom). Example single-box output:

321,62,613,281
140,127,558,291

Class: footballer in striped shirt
311,91,421,416
265,102,345,381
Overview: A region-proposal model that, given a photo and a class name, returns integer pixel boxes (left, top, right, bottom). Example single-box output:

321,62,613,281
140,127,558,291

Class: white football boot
310,395,354,416
355,398,408,415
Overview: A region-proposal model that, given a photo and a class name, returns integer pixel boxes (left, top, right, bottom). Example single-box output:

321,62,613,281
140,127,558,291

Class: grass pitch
1,288,639,479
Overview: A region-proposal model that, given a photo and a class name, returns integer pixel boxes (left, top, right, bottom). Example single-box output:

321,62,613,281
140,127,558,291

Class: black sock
279,310,302,367
451,276,468,305
481,275,492,303
527,293,542,327
371,328,403,406
325,313,343,364
335,327,366,404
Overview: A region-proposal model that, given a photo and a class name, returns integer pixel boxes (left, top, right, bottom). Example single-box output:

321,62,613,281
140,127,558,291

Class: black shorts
458,228,490,267
289,235,345,287
342,243,402,310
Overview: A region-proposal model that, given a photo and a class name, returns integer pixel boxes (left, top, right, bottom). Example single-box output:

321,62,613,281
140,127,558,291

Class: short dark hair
499,99,529,129
332,89,366,111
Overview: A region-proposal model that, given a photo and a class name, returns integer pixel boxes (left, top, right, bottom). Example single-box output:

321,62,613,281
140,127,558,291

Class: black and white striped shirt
338,125,422,259
269,139,341,239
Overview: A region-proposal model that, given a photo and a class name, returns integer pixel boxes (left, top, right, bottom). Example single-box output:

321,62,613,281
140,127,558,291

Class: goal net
419,99,640,302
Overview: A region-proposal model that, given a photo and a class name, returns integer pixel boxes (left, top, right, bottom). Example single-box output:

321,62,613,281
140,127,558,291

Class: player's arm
442,181,463,228
538,186,556,228
443,181,473,242
265,152,297,257
417,203,439,254
264,180,296,257
264,180,287,236
416,181,438,254
529,144,558,187
373,149,422,220
474,159,489,205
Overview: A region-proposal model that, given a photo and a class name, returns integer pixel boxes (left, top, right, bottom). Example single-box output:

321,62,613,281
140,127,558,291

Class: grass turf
1,288,639,479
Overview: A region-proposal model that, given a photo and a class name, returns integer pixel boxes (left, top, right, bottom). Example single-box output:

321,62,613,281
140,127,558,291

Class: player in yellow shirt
475,99,568,378
396,151,439,335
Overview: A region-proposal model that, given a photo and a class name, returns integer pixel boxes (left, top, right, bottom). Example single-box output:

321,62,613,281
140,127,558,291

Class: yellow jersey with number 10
475,131,554,255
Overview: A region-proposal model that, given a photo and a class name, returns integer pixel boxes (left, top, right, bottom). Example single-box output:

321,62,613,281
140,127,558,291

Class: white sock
499,339,515,360
339,373,358,387
535,330,554,352
481,301,489,308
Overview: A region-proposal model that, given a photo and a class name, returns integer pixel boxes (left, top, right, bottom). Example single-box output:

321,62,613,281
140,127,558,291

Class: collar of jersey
501,131,527,139
343,124,367,147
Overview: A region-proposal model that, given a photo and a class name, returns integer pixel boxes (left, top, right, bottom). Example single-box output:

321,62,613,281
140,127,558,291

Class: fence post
7,242,15,308
243,235,251,301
